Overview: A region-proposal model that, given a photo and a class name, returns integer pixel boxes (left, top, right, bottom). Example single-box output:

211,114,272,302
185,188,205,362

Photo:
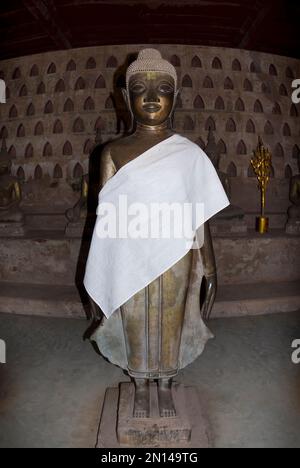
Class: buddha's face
128,72,175,127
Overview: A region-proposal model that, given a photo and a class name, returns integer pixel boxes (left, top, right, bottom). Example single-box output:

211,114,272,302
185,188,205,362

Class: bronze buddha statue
0,137,23,224
85,49,227,423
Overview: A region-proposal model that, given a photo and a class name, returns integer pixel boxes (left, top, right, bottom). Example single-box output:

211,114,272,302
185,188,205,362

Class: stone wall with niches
0,44,299,223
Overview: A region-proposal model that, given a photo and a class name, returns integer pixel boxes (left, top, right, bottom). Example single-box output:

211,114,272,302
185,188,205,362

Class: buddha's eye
158,82,174,94
130,82,146,94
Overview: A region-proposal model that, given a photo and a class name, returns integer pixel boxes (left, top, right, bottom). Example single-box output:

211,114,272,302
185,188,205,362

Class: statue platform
0,279,299,320
0,221,25,237
97,383,211,448
0,230,299,319
286,220,300,236
210,218,247,236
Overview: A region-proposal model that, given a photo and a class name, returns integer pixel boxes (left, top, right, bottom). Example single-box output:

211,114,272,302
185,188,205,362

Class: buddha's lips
142,104,161,113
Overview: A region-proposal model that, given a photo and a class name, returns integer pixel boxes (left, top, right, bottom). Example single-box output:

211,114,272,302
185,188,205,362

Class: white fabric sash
84,134,229,318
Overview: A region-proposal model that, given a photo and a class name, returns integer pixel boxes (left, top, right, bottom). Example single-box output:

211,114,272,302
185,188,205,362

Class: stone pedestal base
286,220,300,235
210,218,248,236
24,212,67,232
97,383,212,448
0,222,25,237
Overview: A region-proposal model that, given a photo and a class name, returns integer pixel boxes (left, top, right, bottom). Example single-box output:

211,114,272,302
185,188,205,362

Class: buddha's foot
158,379,176,418
133,379,149,418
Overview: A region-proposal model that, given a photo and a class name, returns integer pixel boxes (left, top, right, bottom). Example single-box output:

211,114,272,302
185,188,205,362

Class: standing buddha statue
83,49,229,430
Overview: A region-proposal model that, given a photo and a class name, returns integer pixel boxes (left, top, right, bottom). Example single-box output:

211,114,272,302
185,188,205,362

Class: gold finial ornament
251,136,273,234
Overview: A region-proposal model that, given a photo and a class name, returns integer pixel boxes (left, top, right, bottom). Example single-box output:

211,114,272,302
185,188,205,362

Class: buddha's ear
171,88,181,114
121,88,134,132
174,87,181,104
121,88,129,108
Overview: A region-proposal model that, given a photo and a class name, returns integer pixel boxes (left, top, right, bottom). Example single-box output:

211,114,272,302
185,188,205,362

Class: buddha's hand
201,273,217,321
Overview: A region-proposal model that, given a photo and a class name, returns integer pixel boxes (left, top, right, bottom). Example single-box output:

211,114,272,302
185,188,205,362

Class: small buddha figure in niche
83,49,229,425
66,174,89,223
0,137,23,223
204,128,244,220
287,154,300,232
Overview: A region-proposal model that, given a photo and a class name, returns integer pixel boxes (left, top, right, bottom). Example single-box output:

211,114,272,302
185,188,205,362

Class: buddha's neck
135,121,170,137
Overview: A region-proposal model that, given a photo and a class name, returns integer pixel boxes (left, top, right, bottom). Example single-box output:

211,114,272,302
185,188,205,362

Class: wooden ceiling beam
22,0,72,49
238,1,272,49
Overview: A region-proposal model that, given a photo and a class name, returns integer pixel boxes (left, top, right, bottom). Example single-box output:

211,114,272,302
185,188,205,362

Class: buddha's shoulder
100,139,119,167
102,135,135,159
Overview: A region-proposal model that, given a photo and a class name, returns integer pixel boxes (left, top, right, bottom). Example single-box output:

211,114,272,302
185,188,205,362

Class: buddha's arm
200,221,217,320
89,145,117,322
99,145,117,189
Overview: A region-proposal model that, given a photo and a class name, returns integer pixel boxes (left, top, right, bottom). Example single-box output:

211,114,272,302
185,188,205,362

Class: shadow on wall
75,141,103,318
112,52,138,134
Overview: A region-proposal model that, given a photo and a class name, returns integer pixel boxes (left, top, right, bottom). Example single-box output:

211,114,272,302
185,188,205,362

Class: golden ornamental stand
251,137,273,234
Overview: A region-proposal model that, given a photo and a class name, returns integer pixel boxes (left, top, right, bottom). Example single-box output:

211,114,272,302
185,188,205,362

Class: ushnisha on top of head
126,48,177,92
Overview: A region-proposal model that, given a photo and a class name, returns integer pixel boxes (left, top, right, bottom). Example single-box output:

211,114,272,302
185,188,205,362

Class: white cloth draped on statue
84,133,229,318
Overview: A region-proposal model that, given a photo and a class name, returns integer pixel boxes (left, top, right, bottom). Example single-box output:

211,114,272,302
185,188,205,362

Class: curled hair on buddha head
126,48,177,93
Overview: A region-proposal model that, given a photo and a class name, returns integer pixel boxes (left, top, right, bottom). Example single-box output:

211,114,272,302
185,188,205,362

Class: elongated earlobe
122,88,134,133
121,88,129,109
174,88,181,107
128,110,134,133
170,88,180,131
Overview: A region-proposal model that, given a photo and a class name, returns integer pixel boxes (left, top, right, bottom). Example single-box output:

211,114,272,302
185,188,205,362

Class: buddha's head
123,49,179,128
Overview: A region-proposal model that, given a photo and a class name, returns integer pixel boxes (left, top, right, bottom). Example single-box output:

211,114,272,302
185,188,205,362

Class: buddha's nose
144,88,160,103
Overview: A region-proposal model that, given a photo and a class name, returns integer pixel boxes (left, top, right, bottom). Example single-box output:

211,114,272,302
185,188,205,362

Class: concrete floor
0,311,299,448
